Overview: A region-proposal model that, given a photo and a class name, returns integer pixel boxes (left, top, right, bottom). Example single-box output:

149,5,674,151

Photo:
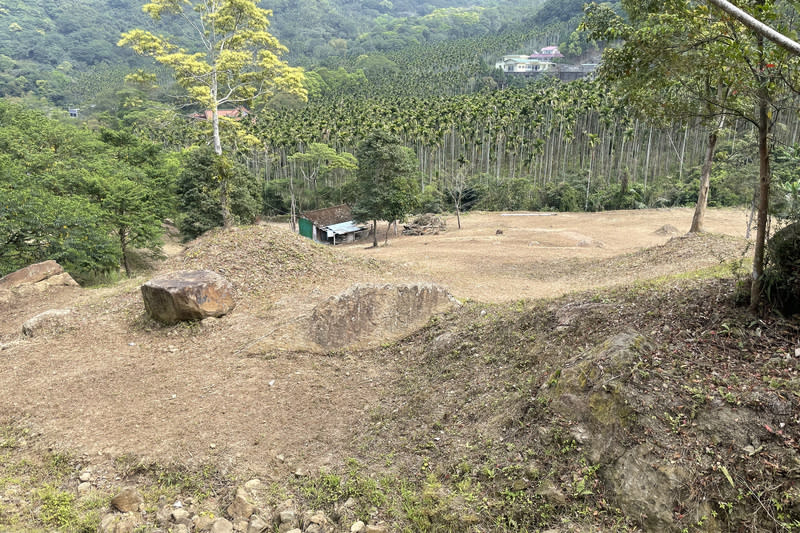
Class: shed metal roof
325,221,368,236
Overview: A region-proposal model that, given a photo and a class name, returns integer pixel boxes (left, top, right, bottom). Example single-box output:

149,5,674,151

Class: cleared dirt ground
341,207,752,302
0,207,757,523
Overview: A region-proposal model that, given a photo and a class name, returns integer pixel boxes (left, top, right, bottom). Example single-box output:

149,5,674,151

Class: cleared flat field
339,207,752,302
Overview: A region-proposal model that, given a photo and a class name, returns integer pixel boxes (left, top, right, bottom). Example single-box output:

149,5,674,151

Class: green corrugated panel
299,217,313,239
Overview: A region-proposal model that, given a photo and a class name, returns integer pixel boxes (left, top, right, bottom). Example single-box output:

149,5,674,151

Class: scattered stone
194,513,216,531
171,507,192,526
244,479,262,490
279,508,298,526
365,525,388,533
79,471,92,482
350,520,366,533
141,270,236,324
604,444,687,531
156,504,173,526
302,511,333,533
535,480,566,505
654,224,680,235
226,487,255,521
210,517,234,533
110,486,143,513
98,511,142,533
247,514,269,533
77,481,92,495
22,309,74,337
36,272,79,289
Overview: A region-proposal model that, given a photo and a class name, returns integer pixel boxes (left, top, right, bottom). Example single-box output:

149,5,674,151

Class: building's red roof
301,204,353,226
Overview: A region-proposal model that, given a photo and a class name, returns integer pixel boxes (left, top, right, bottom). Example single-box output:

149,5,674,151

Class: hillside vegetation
0,0,559,105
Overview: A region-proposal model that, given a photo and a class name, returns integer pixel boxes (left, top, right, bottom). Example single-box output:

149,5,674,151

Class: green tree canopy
353,130,420,247
0,100,173,280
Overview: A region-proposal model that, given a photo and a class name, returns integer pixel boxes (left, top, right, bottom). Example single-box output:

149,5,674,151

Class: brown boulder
110,486,143,513
0,260,65,288
141,270,235,324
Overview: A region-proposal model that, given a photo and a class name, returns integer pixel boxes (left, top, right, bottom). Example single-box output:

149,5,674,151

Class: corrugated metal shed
326,221,367,237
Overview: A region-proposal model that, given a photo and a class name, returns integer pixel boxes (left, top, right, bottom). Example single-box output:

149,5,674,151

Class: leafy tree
0,187,118,279
93,129,176,276
352,130,420,247
0,101,171,279
584,0,799,310
177,146,260,240
582,0,739,233
119,0,306,227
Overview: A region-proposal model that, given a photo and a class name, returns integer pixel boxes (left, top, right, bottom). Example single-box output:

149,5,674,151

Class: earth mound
310,282,459,349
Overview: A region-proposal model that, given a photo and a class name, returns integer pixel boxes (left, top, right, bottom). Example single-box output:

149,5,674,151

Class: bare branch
706,0,800,55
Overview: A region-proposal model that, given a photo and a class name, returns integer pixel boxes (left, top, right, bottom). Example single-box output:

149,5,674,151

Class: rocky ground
0,208,798,532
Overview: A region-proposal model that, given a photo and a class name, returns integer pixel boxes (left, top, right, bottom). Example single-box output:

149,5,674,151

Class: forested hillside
0,0,565,105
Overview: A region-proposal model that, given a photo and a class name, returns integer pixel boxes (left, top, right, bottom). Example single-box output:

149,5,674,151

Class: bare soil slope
4,207,793,533
0,209,749,473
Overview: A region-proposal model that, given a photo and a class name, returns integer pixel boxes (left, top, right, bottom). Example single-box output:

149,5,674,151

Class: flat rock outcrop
0,261,78,299
22,309,74,337
310,283,459,349
141,270,236,324
0,260,65,288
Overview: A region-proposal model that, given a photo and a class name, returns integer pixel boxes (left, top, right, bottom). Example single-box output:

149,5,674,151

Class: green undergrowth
0,426,105,532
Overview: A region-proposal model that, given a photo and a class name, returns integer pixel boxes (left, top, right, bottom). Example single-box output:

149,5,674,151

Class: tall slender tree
584,0,799,309
120,0,306,227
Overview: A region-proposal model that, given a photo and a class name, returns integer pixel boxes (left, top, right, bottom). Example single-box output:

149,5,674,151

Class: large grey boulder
141,270,235,324
310,283,459,349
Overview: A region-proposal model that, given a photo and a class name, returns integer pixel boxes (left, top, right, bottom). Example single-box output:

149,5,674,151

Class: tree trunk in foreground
372,220,378,248
750,83,771,312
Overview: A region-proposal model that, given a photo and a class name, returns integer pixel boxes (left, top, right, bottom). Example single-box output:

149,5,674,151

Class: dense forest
2,0,800,304
0,0,560,104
